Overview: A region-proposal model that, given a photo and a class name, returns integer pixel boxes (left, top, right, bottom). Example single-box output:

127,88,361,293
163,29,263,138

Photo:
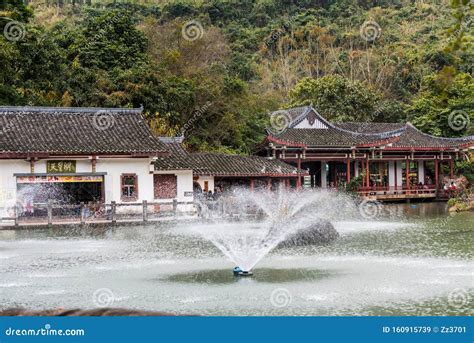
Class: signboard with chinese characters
46,160,76,173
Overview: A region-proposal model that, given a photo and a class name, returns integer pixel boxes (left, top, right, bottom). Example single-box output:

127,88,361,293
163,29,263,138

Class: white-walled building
0,106,194,217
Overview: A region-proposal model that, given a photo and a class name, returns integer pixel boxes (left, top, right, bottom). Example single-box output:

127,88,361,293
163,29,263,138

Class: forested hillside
0,0,472,153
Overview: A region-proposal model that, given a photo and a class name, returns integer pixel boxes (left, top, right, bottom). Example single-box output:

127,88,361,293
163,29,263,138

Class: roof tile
0,107,168,155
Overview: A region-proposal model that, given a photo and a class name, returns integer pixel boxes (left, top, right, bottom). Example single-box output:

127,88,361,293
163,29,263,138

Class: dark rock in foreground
0,308,179,316
278,220,338,248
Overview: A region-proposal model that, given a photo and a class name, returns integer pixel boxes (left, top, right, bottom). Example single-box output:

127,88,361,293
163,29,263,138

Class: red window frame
121,174,138,202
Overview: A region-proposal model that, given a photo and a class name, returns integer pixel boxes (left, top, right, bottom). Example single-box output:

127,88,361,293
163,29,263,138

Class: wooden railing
1,200,196,227
356,186,444,198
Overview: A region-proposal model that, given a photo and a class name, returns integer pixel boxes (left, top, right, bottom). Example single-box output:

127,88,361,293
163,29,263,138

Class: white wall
0,160,30,211
294,118,328,129
1,158,197,216
96,158,154,204
0,157,155,205
154,170,194,202
195,176,214,193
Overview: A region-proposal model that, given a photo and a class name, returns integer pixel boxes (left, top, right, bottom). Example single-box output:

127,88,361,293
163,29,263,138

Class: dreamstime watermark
358,199,382,219
448,288,470,308
270,288,292,308
448,110,470,132
7,200,24,218
267,109,291,135
359,20,381,42
0,189,21,222
181,20,204,41
92,110,115,131
180,101,212,135
0,188,15,203
92,288,115,307
2,19,26,42
5,323,85,337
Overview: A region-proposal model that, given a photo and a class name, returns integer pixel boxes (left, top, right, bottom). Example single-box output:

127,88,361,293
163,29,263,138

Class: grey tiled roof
391,124,473,148
0,106,168,155
272,128,389,147
190,153,300,176
268,107,473,149
154,141,193,170
154,140,301,176
336,122,406,134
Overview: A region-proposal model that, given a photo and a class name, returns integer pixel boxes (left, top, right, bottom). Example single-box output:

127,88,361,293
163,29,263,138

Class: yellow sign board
46,160,76,173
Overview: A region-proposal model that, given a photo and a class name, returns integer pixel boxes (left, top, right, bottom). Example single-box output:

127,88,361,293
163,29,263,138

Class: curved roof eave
405,122,473,142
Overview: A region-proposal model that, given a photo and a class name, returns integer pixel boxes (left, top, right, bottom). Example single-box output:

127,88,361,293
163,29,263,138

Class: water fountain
1,190,472,316
193,188,352,274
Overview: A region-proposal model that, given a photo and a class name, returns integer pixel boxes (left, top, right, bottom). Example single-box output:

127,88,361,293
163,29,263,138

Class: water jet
193,188,348,272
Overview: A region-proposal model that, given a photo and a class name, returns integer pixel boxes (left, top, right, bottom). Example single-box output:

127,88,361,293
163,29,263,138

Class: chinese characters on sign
46,160,76,173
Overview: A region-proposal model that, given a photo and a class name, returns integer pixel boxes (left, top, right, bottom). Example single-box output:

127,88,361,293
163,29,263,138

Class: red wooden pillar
405,158,410,191
296,156,302,190
450,158,454,179
267,178,272,191
250,178,254,192
366,159,370,188
346,158,351,184
434,158,439,190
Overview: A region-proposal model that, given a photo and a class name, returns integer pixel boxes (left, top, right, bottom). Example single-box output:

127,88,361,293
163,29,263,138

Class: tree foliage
0,0,472,153
288,75,381,122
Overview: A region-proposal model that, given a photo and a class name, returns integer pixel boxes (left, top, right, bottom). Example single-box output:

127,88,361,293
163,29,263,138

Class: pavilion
256,106,474,200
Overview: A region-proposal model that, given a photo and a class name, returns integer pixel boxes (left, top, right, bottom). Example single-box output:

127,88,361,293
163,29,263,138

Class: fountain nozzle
233,267,253,277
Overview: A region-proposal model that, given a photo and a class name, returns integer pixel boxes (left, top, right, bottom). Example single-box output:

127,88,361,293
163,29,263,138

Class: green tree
407,72,474,137
0,0,33,23
75,10,147,70
288,75,381,122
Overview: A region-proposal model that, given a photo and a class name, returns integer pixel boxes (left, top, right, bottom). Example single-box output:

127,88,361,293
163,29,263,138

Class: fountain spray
193,188,349,275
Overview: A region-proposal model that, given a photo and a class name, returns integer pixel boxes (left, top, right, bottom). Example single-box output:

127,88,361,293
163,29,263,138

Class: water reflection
164,268,336,285
0,202,472,315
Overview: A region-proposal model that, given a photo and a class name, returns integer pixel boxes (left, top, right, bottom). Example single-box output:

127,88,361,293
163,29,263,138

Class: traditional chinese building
0,106,197,213
257,106,474,200
154,137,304,193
